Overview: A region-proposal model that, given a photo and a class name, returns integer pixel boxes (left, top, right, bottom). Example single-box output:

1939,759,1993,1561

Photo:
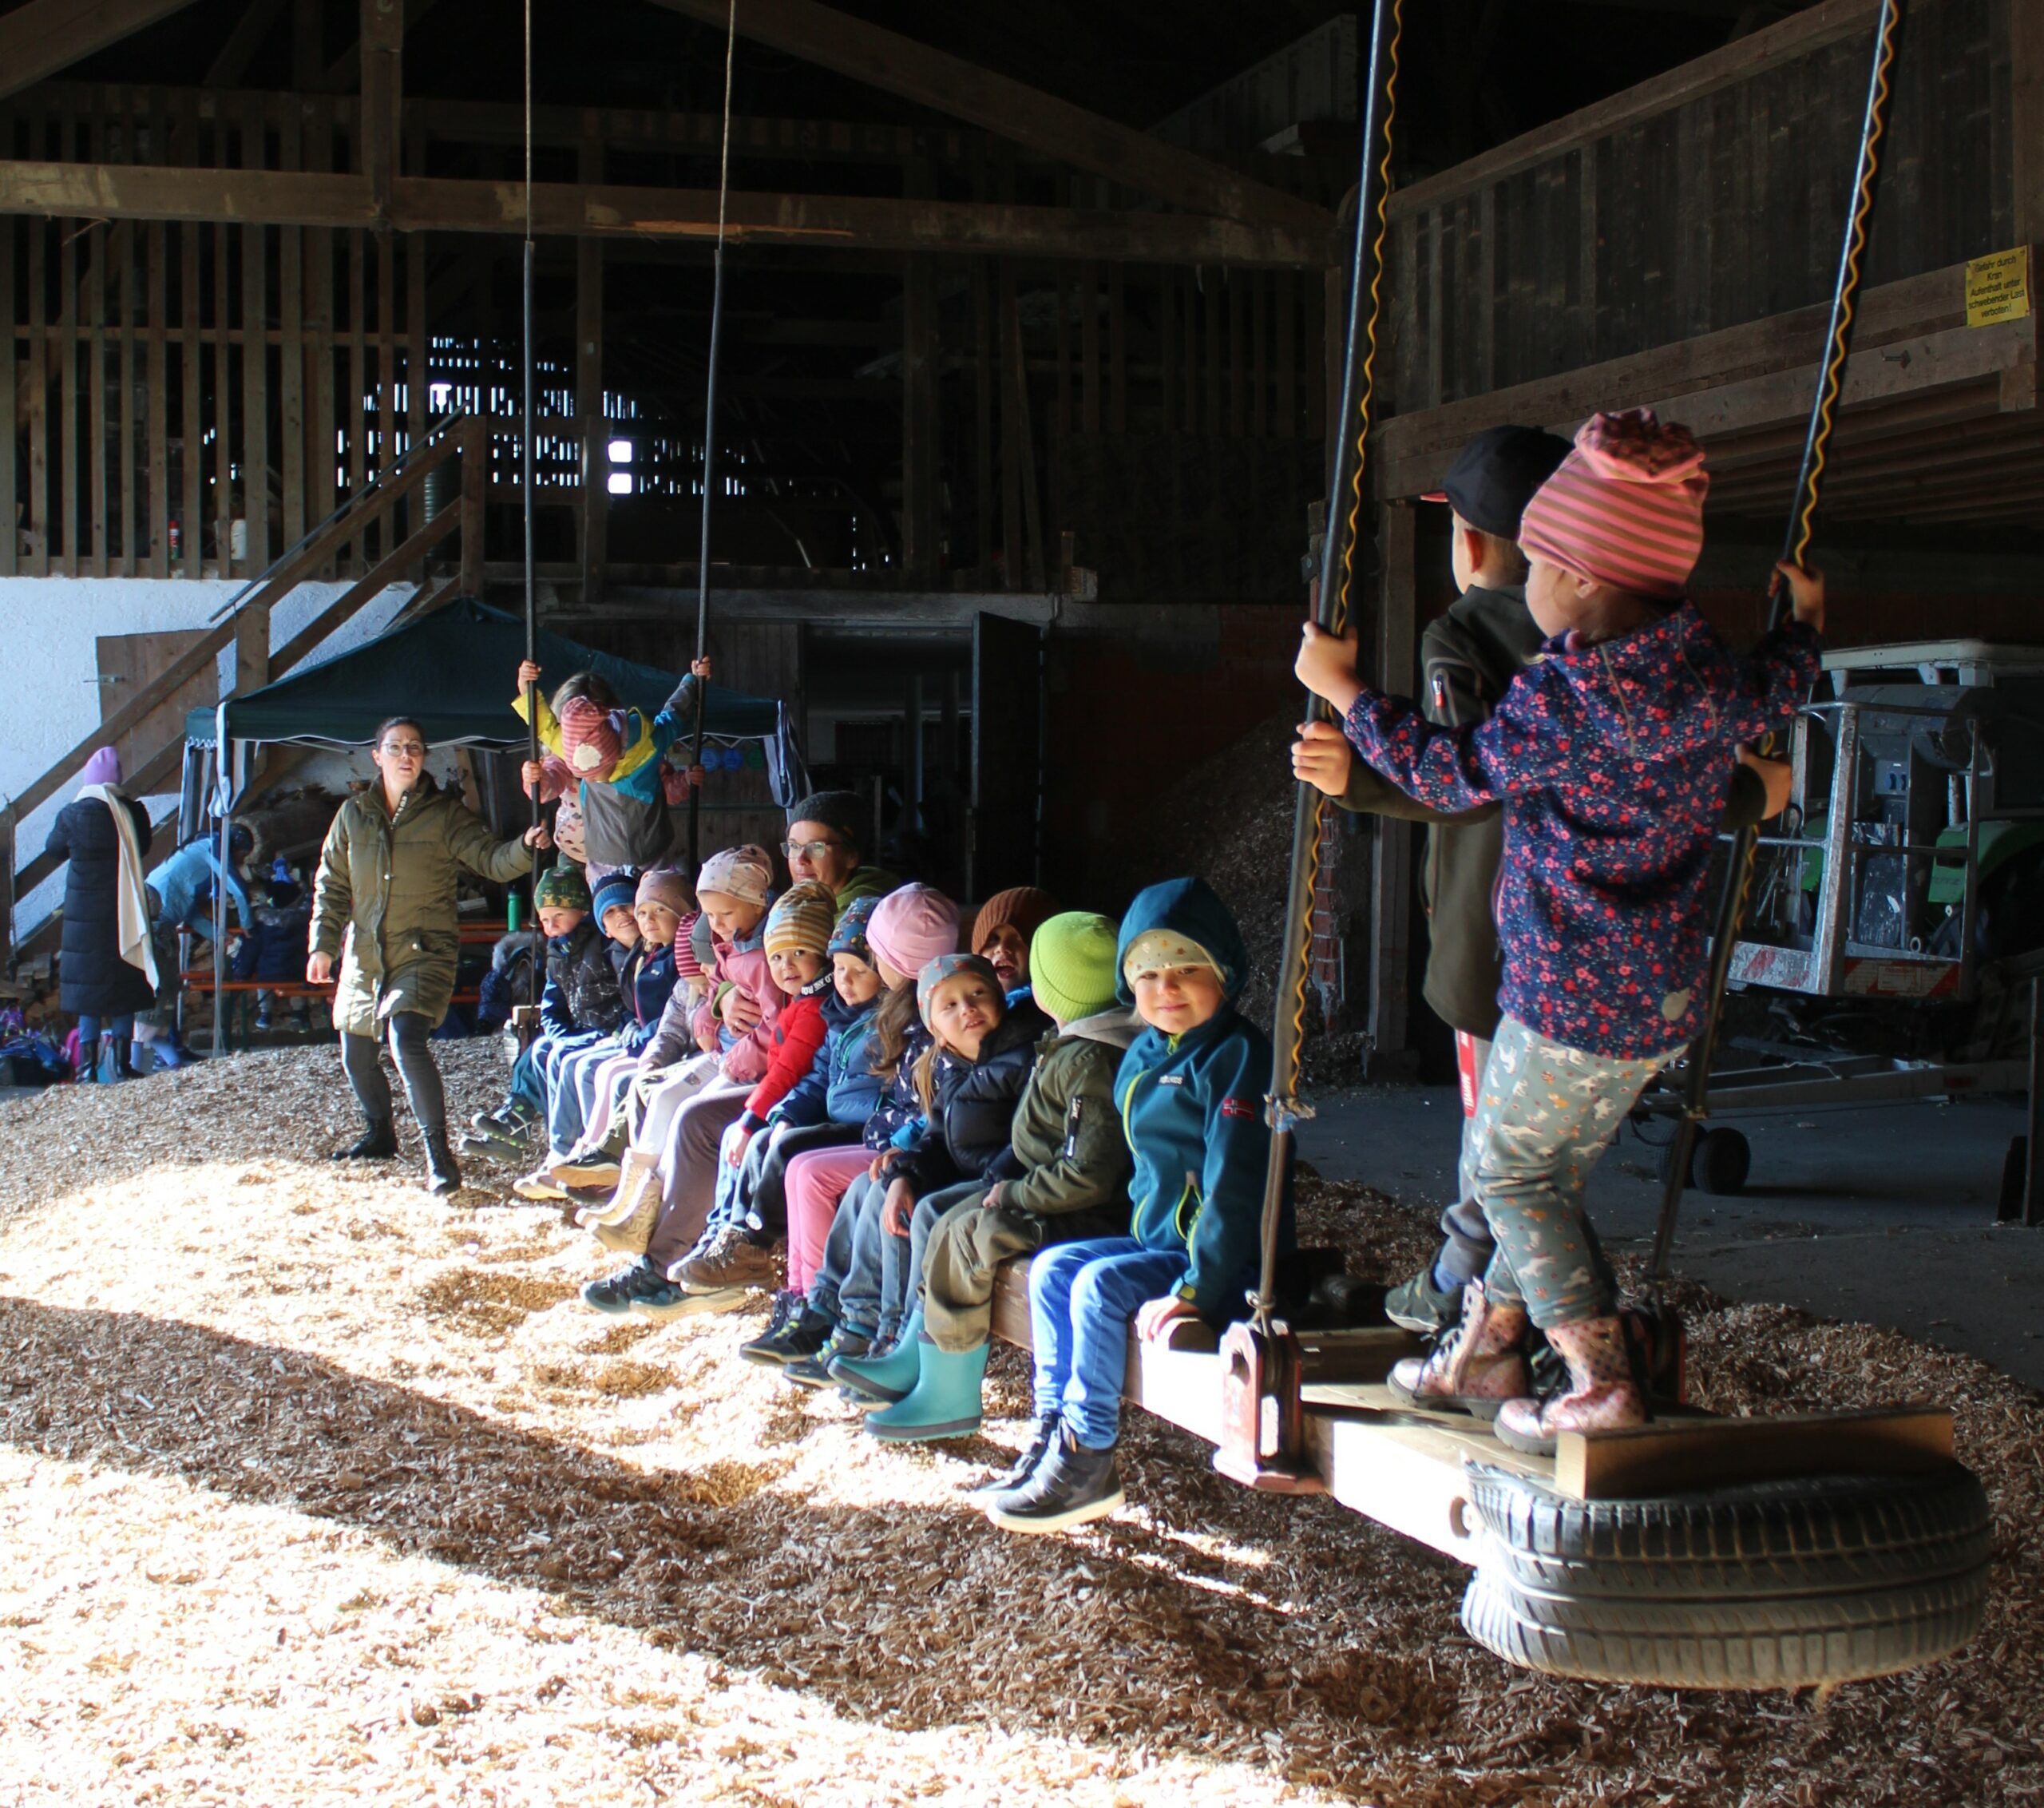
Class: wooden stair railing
2,414,489,971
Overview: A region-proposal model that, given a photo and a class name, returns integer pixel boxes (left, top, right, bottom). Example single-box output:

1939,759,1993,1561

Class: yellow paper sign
1966,248,2031,328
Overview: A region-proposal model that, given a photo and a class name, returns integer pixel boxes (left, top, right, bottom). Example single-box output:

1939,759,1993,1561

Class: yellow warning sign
1966,248,2031,328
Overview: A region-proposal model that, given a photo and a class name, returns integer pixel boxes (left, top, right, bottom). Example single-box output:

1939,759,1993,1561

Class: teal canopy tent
185,596,784,749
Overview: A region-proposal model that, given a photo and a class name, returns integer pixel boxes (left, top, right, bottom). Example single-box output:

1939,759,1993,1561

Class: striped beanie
671,909,706,980
917,952,1002,1025
764,879,837,958
829,894,881,969
1516,409,1709,600
591,874,638,929
559,696,624,779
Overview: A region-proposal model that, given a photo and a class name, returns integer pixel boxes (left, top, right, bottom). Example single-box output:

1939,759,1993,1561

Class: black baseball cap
1427,425,1573,541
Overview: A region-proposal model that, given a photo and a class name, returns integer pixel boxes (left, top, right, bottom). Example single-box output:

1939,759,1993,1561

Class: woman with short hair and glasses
781,791,897,918
309,716,550,1195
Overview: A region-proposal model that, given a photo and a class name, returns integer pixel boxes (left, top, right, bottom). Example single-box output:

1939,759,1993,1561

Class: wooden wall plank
59,98,78,577
27,197,46,576
278,103,303,553
377,222,395,553
972,256,991,581
1275,268,1295,438
1107,260,1125,434
306,97,336,557
87,111,108,578
146,216,165,576
1227,268,1245,435
242,97,270,575
348,223,366,545
1250,268,1267,436
1079,258,1098,434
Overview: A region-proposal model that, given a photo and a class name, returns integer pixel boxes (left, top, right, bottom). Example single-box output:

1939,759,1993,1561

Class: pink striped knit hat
1517,409,1709,600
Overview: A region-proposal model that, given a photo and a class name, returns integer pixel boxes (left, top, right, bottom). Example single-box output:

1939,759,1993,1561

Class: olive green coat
311,775,534,1037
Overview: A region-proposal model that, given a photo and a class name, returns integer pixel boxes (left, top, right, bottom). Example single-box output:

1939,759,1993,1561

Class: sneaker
1384,1261,1464,1337
743,1298,834,1367
985,1429,1124,1534
671,1225,780,1295
581,1259,675,1316
512,1169,569,1203
459,1132,525,1167
969,1411,1063,1499
546,1152,623,1191
784,1328,870,1390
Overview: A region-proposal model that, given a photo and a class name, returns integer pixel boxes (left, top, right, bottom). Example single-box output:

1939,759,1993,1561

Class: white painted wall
2,576,416,927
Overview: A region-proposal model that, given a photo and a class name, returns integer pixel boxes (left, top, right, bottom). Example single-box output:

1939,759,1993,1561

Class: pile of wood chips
2,1045,2042,1806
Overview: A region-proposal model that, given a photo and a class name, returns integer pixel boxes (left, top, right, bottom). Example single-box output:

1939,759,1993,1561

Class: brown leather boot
1494,1314,1647,1455
1386,1281,1531,1418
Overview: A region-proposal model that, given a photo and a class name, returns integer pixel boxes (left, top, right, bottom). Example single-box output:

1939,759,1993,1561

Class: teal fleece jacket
1112,878,1294,1322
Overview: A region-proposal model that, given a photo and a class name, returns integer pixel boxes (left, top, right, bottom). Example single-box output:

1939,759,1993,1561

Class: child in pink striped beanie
1295,406,1825,1453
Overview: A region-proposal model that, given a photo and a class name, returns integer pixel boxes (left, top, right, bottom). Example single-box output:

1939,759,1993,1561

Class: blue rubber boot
830,1305,925,1403
865,1339,989,1442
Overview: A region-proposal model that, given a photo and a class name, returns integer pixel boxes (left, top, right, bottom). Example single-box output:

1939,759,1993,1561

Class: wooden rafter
0,0,204,103
0,157,1332,266
642,0,1331,235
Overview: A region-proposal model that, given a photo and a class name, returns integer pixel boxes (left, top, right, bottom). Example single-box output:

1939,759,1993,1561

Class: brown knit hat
972,886,1060,958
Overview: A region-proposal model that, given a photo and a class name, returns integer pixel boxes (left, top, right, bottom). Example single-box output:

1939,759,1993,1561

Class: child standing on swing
1294,408,1822,1450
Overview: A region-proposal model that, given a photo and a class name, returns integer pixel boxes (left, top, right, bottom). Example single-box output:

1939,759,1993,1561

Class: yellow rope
1790,0,1899,570
1284,0,1404,1065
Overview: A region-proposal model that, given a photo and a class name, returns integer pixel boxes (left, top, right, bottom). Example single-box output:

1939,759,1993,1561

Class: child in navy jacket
985,877,1287,1536
1295,408,1823,1453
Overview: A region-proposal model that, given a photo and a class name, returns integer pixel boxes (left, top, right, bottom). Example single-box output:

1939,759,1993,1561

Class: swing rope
521,0,541,1000
686,0,739,874
1649,0,1904,1279
1250,0,1404,1334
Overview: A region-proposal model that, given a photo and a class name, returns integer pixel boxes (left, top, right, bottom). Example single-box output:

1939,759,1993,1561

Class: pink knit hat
81,746,121,786
1517,409,1709,600
560,696,624,779
866,883,961,981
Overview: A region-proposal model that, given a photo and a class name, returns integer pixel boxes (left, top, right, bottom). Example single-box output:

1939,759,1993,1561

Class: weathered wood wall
1382,0,2019,418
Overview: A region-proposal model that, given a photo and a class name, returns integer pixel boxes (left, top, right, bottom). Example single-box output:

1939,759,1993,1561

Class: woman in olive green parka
310,715,548,1195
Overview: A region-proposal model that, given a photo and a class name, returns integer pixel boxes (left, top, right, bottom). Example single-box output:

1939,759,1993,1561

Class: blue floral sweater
1341,603,1820,1060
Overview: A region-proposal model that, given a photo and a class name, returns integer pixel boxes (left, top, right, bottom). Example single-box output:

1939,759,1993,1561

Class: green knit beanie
1028,911,1122,1025
535,863,591,913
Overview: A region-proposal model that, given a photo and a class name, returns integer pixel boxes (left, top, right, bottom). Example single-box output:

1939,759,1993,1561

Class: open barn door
968,613,1043,903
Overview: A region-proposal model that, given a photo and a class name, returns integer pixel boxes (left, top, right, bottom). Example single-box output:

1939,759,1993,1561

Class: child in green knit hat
849,910,1140,1445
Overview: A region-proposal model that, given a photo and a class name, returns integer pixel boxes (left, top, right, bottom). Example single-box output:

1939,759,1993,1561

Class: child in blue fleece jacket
1295,408,1823,1453
985,876,1290,1536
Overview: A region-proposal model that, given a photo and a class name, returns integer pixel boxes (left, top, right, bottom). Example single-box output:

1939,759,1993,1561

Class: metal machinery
1649,640,2044,1203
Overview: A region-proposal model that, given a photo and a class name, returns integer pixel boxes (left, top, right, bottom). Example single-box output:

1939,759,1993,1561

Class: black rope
521,0,541,1005
1649,0,1904,1279
1251,0,1403,1334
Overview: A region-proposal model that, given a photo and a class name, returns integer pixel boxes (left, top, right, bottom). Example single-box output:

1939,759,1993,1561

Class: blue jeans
547,1037,619,1156
77,1013,136,1046
881,1180,982,1328
512,1028,604,1114
814,1172,892,1335
1028,1238,1190,1450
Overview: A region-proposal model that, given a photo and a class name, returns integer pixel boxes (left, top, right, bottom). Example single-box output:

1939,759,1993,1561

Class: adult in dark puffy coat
309,715,548,1195
46,745,156,1078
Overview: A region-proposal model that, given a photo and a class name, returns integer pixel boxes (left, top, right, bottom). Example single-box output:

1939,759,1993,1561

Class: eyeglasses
379,740,427,758
782,837,842,862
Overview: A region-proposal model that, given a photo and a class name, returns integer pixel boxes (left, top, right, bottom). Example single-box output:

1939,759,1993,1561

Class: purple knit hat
866,883,960,982
81,746,121,786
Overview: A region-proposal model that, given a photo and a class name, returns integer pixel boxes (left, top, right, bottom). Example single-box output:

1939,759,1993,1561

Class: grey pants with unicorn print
1468,1015,1683,1329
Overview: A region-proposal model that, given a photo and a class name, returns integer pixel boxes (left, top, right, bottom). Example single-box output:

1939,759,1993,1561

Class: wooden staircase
0,414,489,972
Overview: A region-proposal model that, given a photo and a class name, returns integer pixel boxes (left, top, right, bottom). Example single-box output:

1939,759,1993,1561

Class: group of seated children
465,400,1825,1528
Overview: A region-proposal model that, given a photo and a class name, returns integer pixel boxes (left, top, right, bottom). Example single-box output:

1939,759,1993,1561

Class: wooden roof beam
0,0,204,102
641,0,1331,236
0,157,1330,266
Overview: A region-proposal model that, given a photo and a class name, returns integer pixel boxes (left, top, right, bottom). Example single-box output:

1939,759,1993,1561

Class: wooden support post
279,105,305,553
901,245,939,585
292,0,323,90
0,208,15,577
575,125,605,605
235,597,271,696
972,257,992,584
1079,259,1099,434
2014,0,2044,254
26,207,46,575
241,109,271,575
306,97,336,561
360,0,402,219
146,212,167,577
457,410,485,596
1368,501,1416,1069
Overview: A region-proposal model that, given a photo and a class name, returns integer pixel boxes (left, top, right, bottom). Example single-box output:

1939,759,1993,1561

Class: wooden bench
988,1256,1956,1564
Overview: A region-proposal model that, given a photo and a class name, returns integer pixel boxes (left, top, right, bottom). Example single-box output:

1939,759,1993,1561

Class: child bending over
1294,407,1821,1451
987,878,1286,1535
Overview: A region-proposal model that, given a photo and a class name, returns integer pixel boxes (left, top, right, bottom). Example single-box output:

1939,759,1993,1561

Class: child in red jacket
1296,409,1823,1450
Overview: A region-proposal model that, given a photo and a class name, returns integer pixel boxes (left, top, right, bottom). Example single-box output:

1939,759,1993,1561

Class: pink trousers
783,1144,875,1293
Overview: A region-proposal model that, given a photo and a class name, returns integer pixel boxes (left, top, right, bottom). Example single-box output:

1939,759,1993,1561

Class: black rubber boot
423,1131,462,1197
333,1119,398,1160
984,1429,1123,1534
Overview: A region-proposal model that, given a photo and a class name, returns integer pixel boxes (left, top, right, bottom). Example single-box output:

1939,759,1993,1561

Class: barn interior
4,0,2044,1798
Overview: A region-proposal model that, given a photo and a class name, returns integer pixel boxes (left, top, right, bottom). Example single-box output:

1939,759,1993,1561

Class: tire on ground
1459,1464,1992,1687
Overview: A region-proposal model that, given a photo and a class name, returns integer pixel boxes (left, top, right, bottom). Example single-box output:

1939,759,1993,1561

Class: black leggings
340,1011,447,1142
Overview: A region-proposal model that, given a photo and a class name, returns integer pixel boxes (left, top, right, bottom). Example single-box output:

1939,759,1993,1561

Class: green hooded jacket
995,1008,1141,1221
311,775,534,1037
